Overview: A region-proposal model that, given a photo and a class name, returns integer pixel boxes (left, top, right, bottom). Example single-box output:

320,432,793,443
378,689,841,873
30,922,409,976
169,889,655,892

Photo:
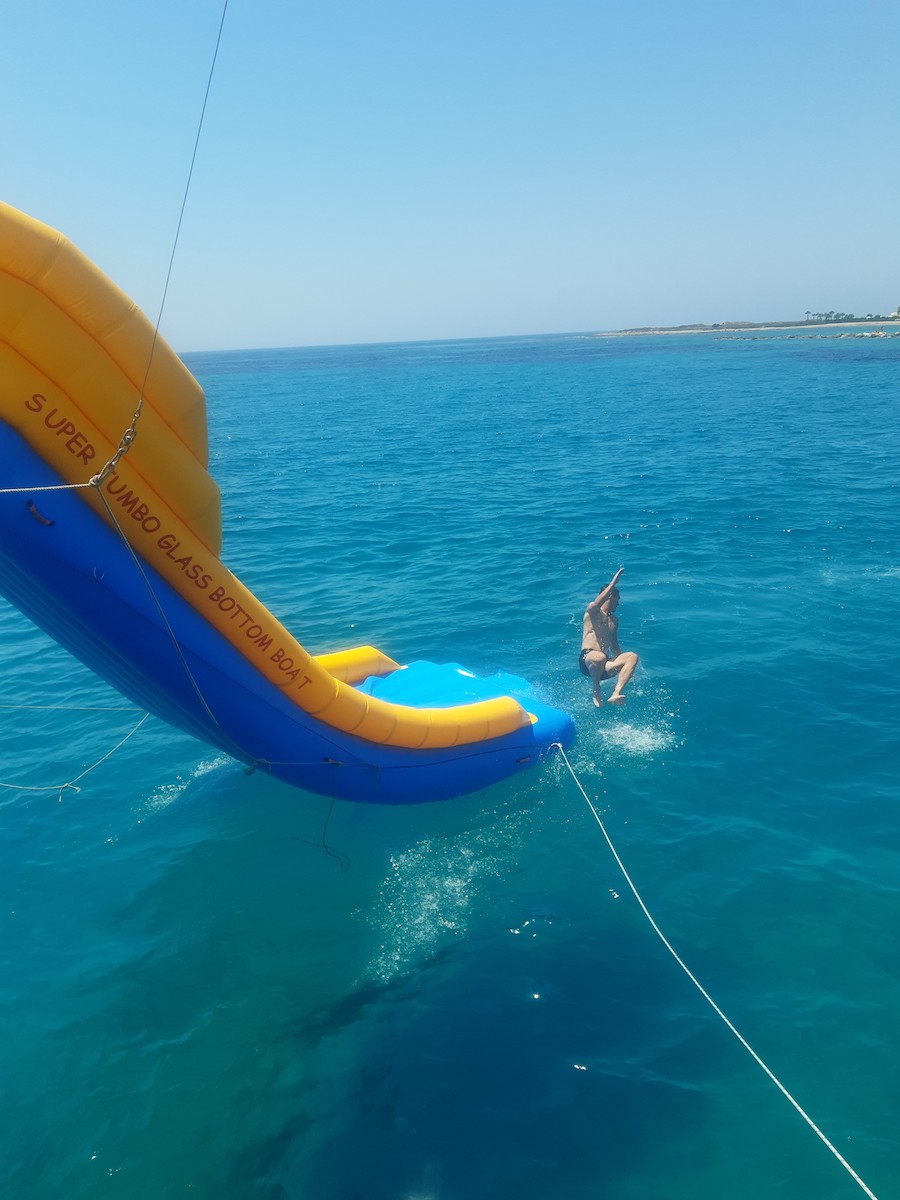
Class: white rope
0,712,149,800
0,482,92,495
0,0,230,494
95,0,230,486
552,742,880,1200
0,4,232,799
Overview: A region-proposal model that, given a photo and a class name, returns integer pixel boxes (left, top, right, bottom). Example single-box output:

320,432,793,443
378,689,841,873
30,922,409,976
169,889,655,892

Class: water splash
142,755,230,814
365,803,535,984
599,721,675,757
368,836,484,982
595,685,680,758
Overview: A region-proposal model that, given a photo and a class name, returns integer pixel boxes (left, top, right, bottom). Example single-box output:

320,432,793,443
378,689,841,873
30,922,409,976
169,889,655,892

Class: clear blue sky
3,1,898,350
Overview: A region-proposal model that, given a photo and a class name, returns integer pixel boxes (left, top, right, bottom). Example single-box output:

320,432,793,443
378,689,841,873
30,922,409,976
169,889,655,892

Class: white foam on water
141,755,231,814
366,805,532,984
368,836,483,982
592,680,683,759
599,720,675,756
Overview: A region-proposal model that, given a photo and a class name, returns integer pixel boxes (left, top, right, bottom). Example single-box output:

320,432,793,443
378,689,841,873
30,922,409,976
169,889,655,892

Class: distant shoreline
610,319,900,337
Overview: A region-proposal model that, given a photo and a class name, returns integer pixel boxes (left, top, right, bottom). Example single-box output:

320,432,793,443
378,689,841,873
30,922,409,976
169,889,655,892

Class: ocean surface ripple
1,330,897,1199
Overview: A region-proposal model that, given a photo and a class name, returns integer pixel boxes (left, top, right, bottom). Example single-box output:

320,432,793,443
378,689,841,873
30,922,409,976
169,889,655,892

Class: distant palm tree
805,310,811,322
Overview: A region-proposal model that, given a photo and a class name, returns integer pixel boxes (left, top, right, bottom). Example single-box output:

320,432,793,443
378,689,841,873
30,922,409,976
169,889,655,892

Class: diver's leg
585,652,608,706
607,651,639,704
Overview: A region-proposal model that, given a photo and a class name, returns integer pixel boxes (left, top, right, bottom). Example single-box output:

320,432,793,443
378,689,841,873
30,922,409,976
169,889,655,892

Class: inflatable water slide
0,202,573,803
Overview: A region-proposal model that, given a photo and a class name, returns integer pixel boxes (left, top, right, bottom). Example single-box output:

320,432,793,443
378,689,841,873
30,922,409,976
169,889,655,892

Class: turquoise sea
1,329,897,1199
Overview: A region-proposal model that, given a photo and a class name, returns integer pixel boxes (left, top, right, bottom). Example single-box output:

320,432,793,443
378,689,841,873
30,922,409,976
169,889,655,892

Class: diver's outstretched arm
587,567,623,611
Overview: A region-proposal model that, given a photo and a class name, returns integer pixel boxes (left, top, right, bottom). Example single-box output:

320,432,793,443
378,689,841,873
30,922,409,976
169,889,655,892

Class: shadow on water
209,719,739,1200
234,911,770,1200
0,670,888,1199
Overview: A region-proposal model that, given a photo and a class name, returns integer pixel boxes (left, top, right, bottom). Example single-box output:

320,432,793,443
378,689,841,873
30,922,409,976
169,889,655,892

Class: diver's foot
608,693,625,705
593,694,603,707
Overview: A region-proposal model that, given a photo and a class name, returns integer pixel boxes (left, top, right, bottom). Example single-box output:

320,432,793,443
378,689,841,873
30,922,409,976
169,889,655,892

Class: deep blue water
1,330,898,1198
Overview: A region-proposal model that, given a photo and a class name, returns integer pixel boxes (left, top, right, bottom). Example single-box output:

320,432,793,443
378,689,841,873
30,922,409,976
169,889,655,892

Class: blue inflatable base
0,422,574,804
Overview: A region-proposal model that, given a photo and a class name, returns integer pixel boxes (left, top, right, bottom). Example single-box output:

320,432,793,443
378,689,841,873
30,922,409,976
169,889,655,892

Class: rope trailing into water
552,742,880,1200
291,796,350,873
0,712,149,801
